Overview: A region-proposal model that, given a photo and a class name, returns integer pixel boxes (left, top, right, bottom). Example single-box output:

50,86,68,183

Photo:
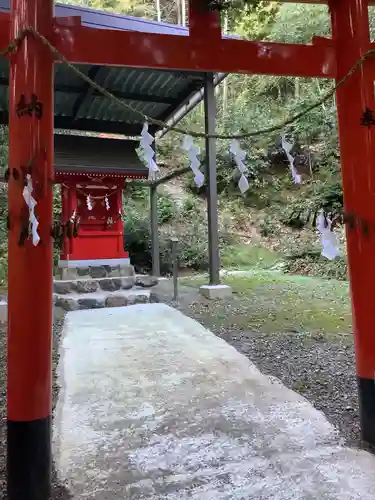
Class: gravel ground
220,329,363,449
0,318,71,499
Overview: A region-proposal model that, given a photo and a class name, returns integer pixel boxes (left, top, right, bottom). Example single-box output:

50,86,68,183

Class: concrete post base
199,284,232,300
0,300,7,322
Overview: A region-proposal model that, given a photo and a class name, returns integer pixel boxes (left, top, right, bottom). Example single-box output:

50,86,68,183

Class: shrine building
54,133,147,272
0,1,225,277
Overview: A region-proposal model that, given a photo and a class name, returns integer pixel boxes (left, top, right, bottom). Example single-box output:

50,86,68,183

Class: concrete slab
54,304,375,499
199,284,232,299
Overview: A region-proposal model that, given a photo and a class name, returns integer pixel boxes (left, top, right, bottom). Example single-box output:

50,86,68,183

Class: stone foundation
58,263,135,281
54,289,151,312
54,262,158,312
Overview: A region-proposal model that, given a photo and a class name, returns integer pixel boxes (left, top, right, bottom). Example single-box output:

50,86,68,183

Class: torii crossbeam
1,0,375,498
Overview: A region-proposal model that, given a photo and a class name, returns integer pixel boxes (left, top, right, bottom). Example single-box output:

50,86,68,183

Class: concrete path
54,304,375,499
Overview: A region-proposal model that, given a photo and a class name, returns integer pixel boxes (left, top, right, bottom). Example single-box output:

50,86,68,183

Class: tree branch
146,165,191,188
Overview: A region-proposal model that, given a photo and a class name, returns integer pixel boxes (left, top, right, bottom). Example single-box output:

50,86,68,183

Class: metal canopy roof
0,1,226,136
54,133,148,178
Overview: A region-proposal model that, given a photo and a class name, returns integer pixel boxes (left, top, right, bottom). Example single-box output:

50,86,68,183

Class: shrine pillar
8,0,54,498
330,0,375,443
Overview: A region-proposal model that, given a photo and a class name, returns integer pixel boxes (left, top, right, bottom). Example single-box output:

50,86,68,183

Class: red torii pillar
7,0,54,498
331,0,375,443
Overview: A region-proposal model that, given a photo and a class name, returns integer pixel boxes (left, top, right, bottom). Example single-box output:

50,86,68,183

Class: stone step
53,274,158,295
59,263,135,280
54,289,152,312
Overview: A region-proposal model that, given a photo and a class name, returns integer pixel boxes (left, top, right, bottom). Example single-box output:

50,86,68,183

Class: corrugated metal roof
54,133,148,176
0,1,223,136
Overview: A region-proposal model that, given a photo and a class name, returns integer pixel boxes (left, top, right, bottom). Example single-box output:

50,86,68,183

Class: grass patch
220,243,280,270
183,271,352,336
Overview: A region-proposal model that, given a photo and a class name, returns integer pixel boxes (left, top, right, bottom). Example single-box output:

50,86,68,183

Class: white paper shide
181,135,205,188
137,122,159,181
281,135,301,184
22,174,40,246
229,139,249,194
316,211,340,260
86,195,93,211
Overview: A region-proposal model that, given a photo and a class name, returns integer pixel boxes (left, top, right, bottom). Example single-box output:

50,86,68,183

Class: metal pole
8,0,54,497
170,237,179,301
204,72,220,285
155,73,227,141
156,0,161,22
150,184,160,277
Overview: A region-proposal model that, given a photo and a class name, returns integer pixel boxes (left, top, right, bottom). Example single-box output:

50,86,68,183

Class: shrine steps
53,274,158,295
53,266,158,312
54,288,154,312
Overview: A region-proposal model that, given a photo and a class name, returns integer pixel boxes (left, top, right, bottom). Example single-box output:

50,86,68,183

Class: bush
124,209,151,272
124,206,208,274
124,181,148,201
179,224,209,271
221,243,279,270
124,204,226,275
284,252,348,281
182,195,200,214
258,214,278,236
157,193,178,224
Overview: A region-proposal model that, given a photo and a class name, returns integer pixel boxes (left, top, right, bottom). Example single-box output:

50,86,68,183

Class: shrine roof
54,133,148,179
0,1,227,136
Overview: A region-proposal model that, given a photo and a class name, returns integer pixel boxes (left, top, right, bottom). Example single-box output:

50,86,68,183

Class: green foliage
258,214,277,236
176,221,210,271
124,209,151,271
220,243,279,270
52,185,63,269
284,250,348,281
182,195,200,214
124,181,148,202
269,3,330,43
227,1,279,40
60,0,187,22
123,204,209,274
157,192,177,224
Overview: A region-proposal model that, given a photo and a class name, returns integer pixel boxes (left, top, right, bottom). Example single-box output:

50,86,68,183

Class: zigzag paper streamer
229,139,249,194
22,174,40,246
316,211,340,260
86,195,93,211
137,122,159,181
181,135,204,188
281,134,301,184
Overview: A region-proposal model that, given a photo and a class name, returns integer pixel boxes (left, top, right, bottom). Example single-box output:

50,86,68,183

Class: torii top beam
0,1,336,79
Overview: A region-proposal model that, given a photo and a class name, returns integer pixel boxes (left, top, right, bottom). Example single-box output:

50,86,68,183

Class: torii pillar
7,0,54,498
331,0,375,443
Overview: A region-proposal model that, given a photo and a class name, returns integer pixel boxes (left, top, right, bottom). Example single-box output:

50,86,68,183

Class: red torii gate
1,0,375,498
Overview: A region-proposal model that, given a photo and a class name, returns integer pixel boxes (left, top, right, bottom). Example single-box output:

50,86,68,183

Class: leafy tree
228,1,279,39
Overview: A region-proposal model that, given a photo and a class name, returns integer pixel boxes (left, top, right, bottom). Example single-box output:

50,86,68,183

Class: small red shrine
53,133,147,269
